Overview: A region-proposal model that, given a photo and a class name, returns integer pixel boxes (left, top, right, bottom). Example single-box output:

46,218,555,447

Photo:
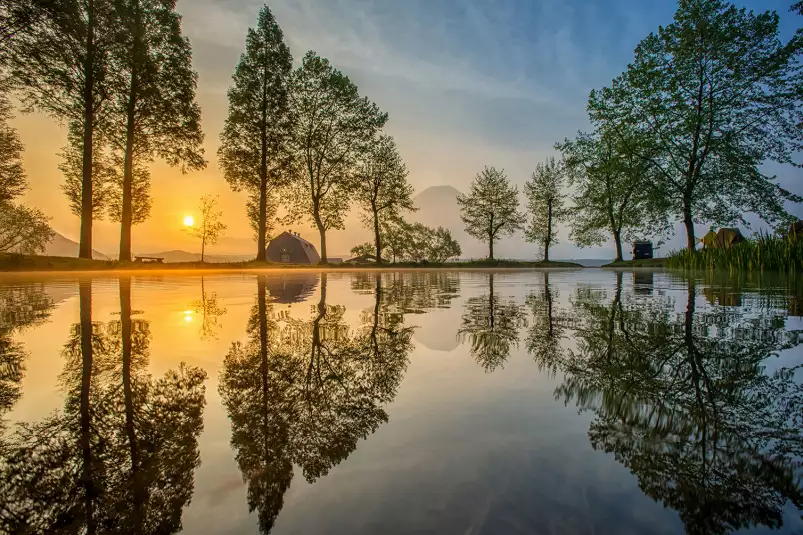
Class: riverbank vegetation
666,234,803,273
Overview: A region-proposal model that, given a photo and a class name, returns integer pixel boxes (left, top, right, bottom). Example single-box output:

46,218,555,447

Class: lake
1,269,801,535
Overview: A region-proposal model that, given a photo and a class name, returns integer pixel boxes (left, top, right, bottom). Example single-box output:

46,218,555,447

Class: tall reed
666,232,802,273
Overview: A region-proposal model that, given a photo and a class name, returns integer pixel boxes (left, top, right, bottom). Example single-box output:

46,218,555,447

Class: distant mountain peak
414,185,462,200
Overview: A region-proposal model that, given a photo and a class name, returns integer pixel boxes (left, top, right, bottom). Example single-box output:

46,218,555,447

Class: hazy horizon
12,0,803,259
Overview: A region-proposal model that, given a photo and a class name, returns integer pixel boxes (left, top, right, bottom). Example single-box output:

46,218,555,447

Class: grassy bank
0,253,583,272
665,234,802,273
602,258,666,268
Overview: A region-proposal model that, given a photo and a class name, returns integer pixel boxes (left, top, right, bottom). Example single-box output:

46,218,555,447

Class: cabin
632,240,653,260
266,231,320,264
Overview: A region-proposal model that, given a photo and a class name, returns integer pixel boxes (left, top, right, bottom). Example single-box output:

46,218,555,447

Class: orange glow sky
12,0,802,258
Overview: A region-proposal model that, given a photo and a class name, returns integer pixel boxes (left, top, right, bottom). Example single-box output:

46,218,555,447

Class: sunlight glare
183,215,194,227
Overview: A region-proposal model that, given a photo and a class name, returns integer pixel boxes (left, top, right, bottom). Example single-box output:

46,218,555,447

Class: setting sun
183,215,194,227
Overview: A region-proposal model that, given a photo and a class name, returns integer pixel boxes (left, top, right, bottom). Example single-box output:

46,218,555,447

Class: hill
45,232,108,260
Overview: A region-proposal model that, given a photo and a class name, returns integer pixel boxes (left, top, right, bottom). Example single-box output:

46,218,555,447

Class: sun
183,215,194,227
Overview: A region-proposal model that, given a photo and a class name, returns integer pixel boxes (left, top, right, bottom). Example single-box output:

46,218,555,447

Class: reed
666,232,803,273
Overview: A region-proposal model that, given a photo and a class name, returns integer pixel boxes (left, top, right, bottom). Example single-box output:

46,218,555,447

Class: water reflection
0,279,208,535
190,276,227,340
218,273,415,533
539,275,803,534
0,284,55,435
459,273,527,372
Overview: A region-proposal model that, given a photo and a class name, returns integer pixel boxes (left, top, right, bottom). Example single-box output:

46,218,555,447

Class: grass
0,253,583,272
665,233,802,273
602,258,667,268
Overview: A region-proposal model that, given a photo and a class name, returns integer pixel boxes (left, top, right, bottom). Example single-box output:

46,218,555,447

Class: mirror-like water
0,269,801,535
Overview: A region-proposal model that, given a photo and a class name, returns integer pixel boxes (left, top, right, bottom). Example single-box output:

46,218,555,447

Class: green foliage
558,129,667,260
350,242,376,258
457,166,525,260
524,157,568,261
218,5,292,259
354,135,415,263
383,219,461,263
58,122,112,220
285,51,387,262
588,0,803,249
666,233,803,272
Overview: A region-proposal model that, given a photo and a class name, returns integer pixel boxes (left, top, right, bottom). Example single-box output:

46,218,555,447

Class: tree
558,130,664,261
58,122,113,220
354,135,415,263
184,195,226,262
286,51,387,263
457,166,524,261
110,0,206,261
5,0,119,258
218,5,292,261
524,157,567,262
0,202,54,253
376,219,461,263
589,0,803,250
0,92,25,203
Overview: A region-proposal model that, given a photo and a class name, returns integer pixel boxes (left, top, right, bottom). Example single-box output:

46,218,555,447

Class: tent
699,228,745,249
266,231,320,264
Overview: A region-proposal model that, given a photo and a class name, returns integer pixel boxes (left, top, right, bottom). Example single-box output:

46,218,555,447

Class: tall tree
457,166,525,261
219,5,292,261
0,92,25,203
184,195,227,263
589,0,803,250
111,0,206,261
286,51,387,263
5,0,118,258
558,130,665,261
524,158,567,262
354,135,415,263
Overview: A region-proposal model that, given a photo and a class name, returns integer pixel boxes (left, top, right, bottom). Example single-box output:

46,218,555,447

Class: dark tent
699,228,745,249
266,231,320,264
264,274,318,303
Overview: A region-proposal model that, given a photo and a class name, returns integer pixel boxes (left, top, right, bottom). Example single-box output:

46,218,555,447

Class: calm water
0,269,802,535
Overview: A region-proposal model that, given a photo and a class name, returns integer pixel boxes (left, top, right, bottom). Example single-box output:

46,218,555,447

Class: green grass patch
665,233,803,273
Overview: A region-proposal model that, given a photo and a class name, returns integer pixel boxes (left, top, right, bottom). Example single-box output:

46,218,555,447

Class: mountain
136,250,254,263
45,232,108,260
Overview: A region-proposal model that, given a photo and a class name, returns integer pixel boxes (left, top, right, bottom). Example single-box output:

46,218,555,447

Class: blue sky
18,0,802,257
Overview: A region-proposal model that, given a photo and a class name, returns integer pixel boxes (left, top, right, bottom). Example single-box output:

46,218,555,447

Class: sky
12,0,803,259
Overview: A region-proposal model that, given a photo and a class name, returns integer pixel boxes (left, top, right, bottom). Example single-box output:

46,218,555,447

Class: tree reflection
191,276,227,340
526,272,566,373
544,275,803,534
458,273,526,372
0,284,55,429
0,278,207,535
350,271,461,314
219,273,414,533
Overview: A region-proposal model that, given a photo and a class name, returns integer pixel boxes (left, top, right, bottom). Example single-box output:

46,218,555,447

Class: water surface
1,269,801,535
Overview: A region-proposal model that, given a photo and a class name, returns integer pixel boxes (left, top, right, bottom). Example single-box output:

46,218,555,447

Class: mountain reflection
537,274,803,535
0,279,208,535
219,273,415,533
459,273,527,372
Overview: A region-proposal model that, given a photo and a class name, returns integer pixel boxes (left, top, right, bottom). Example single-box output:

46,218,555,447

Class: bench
134,256,164,264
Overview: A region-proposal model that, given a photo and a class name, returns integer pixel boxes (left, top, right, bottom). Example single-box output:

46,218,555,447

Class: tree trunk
488,214,494,261
613,228,623,262
257,275,269,464
373,205,382,264
200,235,205,263
120,277,143,530
78,280,95,534
79,0,96,260
314,210,327,263
544,202,552,262
683,198,696,251
258,76,269,261
118,0,140,262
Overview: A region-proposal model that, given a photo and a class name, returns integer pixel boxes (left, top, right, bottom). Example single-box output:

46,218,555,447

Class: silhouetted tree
219,5,292,261
110,0,205,261
184,195,226,262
